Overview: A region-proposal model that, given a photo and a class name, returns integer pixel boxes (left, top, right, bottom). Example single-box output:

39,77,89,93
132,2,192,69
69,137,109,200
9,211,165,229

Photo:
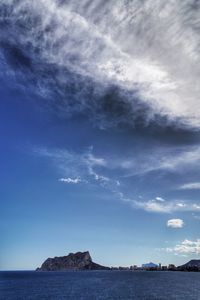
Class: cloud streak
133,198,200,214
179,182,200,190
59,177,82,184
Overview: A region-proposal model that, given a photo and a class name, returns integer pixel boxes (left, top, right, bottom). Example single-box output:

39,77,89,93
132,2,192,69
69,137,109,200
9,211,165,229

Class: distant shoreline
36,251,200,272
2,269,200,273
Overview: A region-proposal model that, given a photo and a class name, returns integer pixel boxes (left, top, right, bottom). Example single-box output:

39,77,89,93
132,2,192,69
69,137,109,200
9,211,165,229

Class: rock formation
36,251,110,271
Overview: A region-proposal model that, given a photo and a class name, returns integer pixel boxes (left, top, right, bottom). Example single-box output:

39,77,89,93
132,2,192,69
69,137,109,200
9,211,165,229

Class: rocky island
36,251,110,271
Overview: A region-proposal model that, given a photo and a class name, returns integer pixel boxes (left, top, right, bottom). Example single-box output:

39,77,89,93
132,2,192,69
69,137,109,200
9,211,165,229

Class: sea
0,270,200,300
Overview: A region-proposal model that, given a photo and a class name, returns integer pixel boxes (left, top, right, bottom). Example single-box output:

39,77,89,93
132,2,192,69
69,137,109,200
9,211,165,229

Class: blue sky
1,0,200,270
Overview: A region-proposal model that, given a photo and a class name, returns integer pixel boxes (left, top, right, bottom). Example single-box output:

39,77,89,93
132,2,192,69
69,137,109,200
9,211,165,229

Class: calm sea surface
0,271,200,300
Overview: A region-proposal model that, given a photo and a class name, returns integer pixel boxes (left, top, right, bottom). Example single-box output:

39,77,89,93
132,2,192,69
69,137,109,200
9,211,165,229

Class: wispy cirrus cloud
37,143,200,180
35,146,200,214
119,145,200,177
35,146,113,187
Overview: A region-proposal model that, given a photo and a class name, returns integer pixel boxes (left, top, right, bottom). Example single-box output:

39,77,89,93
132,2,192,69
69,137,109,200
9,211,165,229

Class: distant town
112,260,200,272
111,262,177,271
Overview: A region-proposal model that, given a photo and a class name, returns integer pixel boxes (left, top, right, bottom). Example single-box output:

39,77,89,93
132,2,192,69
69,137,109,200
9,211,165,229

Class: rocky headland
36,251,110,271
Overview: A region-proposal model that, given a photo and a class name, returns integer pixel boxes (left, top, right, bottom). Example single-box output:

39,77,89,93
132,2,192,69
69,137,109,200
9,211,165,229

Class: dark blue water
0,271,200,299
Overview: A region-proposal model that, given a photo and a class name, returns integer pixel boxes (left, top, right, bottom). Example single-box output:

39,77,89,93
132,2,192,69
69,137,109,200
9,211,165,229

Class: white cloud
176,203,186,208
179,182,200,190
156,197,165,202
134,199,172,213
166,239,200,255
59,177,82,184
193,204,200,210
2,0,200,129
167,219,184,228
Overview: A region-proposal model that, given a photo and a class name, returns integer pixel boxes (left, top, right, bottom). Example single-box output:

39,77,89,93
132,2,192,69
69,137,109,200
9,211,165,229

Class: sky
1,0,200,270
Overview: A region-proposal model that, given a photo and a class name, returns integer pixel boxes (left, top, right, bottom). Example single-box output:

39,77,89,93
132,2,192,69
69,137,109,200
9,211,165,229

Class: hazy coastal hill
36,251,110,271
178,260,200,271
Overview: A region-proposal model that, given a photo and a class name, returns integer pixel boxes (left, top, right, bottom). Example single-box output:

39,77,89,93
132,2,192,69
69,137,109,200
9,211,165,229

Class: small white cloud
59,177,82,184
156,197,165,202
179,182,200,190
176,203,186,208
167,219,184,228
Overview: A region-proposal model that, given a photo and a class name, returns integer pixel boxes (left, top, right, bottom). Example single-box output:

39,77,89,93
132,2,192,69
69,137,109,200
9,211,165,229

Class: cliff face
36,251,110,271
